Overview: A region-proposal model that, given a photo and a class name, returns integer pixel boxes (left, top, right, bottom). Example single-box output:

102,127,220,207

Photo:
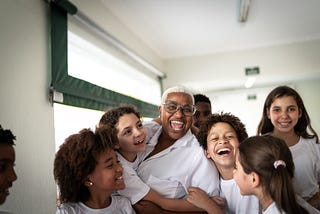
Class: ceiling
99,0,320,91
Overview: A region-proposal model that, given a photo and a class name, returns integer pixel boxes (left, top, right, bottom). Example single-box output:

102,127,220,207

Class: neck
146,133,175,158
260,196,273,211
255,189,273,211
118,149,137,162
84,195,111,209
271,130,300,147
217,165,234,180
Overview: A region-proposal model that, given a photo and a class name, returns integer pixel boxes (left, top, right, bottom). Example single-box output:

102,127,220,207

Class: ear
298,109,302,118
266,109,271,119
84,175,94,187
250,172,260,188
158,105,162,114
84,179,94,187
205,150,211,159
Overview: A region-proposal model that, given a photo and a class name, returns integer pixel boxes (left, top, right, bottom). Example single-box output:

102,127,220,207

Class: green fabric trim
50,2,159,118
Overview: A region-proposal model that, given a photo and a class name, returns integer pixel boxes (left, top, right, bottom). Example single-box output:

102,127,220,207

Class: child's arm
142,188,206,212
134,200,207,214
187,187,225,214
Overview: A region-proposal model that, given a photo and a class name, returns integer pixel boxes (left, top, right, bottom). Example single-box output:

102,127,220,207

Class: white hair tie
274,160,286,169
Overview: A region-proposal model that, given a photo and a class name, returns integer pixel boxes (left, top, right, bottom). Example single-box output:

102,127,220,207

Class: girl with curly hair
54,125,135,214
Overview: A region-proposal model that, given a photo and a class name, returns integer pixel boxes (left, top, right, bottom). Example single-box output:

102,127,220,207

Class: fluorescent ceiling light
244,76,256,88
239,0,251,22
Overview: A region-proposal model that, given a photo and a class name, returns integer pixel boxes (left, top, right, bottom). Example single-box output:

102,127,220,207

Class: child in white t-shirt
54,126,135,214
188,112,260,214
234,135,308,214
257,85,320,209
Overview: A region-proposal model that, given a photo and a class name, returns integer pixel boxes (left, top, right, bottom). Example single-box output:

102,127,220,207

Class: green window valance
50,1,159,117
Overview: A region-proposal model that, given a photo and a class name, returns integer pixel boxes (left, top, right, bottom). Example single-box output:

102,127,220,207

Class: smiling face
206,122,239,179
0,144,17,205
87,149,124,196
267,95,301,135
116,113,146,160
160,92,193,140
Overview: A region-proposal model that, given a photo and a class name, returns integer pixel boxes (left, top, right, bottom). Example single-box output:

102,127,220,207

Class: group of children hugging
50,85,319,214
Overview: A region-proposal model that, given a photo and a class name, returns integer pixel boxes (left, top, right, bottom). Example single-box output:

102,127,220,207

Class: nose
280,111,289,118
174,106,184,117
8,167,17,182
218,137,228,144
116,162,123,174
133,128,141,137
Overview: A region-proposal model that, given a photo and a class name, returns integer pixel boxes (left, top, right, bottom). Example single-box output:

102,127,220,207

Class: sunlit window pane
68,31,161,105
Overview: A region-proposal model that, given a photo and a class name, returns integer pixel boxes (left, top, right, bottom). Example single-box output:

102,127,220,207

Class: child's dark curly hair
197,112,248,150
0,125,16,145
53,125,118,204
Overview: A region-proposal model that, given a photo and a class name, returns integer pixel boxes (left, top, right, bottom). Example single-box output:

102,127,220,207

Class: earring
86,181,93,186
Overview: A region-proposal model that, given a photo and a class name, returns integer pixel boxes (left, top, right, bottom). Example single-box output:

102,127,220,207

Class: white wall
0,1,56,213
163,41,320,135
163,40,320,91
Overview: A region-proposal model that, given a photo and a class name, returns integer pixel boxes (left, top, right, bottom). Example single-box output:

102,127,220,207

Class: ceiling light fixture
244,66,259,88
238,0,251,22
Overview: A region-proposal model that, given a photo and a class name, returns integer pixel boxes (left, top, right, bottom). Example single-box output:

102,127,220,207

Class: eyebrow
104,157,113,164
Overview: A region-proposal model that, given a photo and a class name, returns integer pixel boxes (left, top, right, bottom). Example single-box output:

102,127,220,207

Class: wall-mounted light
244,66,259,88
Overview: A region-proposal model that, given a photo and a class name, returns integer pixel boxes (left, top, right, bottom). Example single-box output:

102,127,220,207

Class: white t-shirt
116,121,160,204
137,122,220,199
117,154,150,204
55,195,135,214
262,202,285,214
220,178,261,214
290,137,320,200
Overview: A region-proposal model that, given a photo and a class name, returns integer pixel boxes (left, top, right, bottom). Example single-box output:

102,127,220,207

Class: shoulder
299,137,320,150
111,195,135,211
56,203,78,214
143,120,161,130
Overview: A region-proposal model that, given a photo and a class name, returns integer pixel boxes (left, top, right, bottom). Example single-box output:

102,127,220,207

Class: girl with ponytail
233,135,309,214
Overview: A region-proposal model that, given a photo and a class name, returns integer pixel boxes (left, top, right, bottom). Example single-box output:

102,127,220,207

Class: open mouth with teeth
170,120,185,131
216,148,232,156
134,139,145,145
278,121,291,128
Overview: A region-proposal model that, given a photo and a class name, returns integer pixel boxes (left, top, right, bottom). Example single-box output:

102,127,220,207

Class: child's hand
187,187,224,213
307,191,320,210
211,196,226,209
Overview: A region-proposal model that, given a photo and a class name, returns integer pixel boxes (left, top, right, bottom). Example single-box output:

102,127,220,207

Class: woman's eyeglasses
162,102,196,116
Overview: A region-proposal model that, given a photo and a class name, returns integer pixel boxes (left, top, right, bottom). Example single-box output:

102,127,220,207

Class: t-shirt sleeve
143,120,161,143
186,148,220,197
117,165,150,204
